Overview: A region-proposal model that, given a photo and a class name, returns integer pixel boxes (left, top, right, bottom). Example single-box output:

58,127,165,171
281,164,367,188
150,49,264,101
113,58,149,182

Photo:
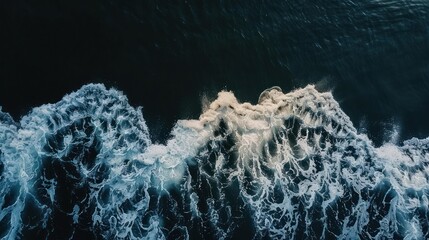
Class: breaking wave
0,84,428,239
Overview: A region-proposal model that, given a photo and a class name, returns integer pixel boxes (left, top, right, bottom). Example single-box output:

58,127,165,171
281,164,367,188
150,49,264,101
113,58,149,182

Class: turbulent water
0,84,427,239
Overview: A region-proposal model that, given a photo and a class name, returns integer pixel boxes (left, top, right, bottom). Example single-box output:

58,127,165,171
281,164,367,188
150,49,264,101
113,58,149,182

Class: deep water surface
0,0,429,239
0,0,428,143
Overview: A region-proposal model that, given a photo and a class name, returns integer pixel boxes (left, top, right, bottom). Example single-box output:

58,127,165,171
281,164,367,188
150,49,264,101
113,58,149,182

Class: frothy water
0,84,428,239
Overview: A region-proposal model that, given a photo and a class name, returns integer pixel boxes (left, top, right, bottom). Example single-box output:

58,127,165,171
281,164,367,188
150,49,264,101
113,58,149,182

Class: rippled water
0,0,429,239
1,0,428,143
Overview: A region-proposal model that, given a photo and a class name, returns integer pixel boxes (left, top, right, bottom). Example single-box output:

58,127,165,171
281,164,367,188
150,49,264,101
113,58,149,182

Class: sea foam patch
0,84,428,239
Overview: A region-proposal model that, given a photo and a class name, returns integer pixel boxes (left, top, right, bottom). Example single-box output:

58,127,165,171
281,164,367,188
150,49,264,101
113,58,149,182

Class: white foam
0,84,428,239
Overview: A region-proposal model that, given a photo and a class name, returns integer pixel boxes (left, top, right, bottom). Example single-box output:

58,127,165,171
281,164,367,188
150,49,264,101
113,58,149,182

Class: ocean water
0,0,429,239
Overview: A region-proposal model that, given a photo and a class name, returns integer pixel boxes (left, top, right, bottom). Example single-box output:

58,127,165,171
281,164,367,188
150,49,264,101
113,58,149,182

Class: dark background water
1,0,428,145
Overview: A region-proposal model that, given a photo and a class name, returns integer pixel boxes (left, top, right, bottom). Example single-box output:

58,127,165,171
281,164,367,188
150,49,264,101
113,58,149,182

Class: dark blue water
0,1,429,239
1,0,428,143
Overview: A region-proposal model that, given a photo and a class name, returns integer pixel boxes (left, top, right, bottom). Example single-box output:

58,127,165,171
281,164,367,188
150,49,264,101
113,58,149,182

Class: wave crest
0,84,427,239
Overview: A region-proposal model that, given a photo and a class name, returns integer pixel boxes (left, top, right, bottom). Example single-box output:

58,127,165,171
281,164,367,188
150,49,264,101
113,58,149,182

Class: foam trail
0,84,428,239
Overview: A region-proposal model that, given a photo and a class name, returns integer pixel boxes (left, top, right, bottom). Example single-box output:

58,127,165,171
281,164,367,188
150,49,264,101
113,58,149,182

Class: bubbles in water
0,84,428,239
